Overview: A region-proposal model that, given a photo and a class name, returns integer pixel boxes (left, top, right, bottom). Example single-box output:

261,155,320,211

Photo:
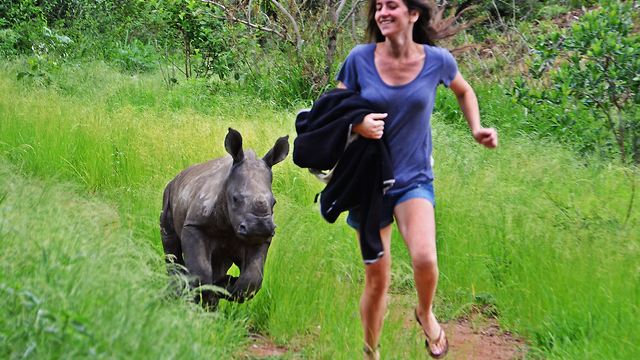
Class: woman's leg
359,224,392,356
394,198,447,355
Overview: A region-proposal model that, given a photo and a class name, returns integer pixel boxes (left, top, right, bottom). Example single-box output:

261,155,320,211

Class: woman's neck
378,22,419,57
379,34,421,60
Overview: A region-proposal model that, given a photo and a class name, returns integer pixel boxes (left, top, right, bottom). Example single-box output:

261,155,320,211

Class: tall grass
432,125,639,358
1,61,638,358
0,161,248,358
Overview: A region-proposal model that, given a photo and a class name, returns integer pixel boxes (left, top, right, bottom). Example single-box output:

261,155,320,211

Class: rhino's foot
214,275,238,288
202,297,220,311
193,291,221,311
226,286,260,303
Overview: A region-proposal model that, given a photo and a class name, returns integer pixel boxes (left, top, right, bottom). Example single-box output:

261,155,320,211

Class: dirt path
242,313,527,359
243,333,289,359
428,315,527,360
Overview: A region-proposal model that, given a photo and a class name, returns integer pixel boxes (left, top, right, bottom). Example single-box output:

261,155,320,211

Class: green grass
0,161,248,358
1,60,638,359
433,126,639,358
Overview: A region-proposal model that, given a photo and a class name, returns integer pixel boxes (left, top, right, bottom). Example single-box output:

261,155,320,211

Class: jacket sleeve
293,89,375,170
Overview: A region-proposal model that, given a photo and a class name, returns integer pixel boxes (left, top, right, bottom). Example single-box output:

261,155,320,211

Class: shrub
512,0,640,163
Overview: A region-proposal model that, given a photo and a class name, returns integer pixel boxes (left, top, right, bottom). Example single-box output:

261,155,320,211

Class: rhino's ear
263,135,289,168
225,128,244,164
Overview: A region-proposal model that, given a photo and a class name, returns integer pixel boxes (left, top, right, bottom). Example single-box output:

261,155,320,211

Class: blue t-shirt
336,43,458,195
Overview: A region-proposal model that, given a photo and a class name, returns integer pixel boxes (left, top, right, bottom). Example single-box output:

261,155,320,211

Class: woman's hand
353,113,388,139
473,127,498,148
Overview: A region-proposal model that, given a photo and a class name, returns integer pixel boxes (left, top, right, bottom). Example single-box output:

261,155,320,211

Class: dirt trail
243,333,288,359
430,315,527,360
242,313,526,359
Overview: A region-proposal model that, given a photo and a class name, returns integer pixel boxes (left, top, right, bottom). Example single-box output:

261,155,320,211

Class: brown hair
365,0,437,45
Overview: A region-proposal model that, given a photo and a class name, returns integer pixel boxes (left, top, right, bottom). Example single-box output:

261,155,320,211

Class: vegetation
513,0,640,164
1,0,639,359
0,158,250,358
1,60,639,358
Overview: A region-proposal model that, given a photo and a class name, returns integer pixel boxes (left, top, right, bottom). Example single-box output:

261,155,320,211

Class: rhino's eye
232,195,240,204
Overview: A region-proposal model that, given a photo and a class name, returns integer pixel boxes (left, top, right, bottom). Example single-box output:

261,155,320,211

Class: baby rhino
160,128,289,308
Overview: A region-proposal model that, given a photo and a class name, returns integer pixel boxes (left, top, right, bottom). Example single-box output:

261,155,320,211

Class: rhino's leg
161,226,184,271
229,243,270,302
211,250,236,296
160,185,184,268
180,225,218,307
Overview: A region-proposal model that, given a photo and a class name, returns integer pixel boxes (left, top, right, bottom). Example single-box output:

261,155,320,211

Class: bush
511,0,640,163
0,28,19,57
0,0,47,55
112,39,159,74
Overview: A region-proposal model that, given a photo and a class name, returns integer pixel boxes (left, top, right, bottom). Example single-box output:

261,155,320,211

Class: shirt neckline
371,43,428,89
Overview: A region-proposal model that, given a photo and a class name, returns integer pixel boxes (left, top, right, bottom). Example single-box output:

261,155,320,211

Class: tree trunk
183,29,191,79
325,27,337,83
616,109,626,164
632,112,640,164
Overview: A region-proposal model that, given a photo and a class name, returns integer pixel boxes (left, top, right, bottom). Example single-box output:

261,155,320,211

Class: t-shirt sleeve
440,49,458,87
335,48,360,91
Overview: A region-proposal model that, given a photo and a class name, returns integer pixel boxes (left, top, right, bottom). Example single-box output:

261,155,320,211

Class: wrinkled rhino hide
160,128,288,308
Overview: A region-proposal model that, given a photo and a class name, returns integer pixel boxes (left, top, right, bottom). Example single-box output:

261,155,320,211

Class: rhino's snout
237,216,276,239
238,223,249,236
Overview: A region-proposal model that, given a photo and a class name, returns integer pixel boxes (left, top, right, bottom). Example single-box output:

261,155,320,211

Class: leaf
16,71,31,80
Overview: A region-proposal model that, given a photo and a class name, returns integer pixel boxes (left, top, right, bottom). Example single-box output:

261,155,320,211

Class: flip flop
415,308,449,359
363,343,380,360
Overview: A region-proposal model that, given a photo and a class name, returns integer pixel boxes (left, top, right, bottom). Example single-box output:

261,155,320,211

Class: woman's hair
366,0,437,45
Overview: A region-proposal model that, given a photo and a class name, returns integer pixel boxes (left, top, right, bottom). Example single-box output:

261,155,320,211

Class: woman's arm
449,73,498,148
337,81,388,139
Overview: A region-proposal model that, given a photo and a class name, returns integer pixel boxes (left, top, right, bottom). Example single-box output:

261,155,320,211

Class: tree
514,0,640,164
151,0,240,79
201,0,482,91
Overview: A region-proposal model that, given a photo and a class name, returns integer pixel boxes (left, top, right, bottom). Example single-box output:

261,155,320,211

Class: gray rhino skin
160,128,289,308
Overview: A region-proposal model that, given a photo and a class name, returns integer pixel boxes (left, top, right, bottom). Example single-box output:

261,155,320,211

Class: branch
339,0,366,29
270,0,303,51
589,93,626,162
201,0,286,40
291,0,305,32
624,167,636,225
602,56,622,112
430,4,484,41
335,0,348,21
491,0,506,30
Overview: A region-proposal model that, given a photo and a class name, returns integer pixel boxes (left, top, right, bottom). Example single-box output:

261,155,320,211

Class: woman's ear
410,9,420,23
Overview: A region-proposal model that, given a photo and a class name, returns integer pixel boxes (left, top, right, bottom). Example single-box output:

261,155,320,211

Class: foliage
13,26,74,86
1,63,639,358
0,161,248,359
0,0,481,107
511,0,640,163
148,0,244,80
1,0,162,70
111,38,159,74
0,28,19,56
0,0,47,54
464,0,598,22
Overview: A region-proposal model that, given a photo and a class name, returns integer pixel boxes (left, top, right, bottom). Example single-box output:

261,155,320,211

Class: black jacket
294,89,394,263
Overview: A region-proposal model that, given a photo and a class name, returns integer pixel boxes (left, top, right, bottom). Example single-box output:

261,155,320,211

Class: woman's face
374,0,419,38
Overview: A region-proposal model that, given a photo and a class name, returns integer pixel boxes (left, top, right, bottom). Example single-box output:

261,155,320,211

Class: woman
335,0,498,358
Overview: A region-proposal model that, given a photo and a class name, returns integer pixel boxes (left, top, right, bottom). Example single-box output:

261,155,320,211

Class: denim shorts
346,182,435,229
